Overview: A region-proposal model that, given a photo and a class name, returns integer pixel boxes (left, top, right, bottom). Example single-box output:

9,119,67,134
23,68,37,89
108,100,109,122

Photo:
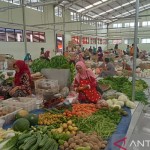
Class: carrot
63,103,98,118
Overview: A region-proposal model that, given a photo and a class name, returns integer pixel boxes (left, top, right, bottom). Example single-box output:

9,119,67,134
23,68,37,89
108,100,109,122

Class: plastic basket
2,97,37,112
0,106,22,125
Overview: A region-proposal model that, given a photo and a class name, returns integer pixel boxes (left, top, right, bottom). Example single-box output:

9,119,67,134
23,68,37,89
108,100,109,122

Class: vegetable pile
38,113,66,125
59,131,107,150
63,104,98,118
31,55,76,83
98,77,148,104
74,108,121,139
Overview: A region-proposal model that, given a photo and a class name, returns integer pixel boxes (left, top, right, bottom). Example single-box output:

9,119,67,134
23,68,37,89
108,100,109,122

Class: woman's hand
9,86,19,95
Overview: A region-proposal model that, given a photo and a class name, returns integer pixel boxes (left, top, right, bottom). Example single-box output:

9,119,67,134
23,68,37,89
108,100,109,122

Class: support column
106,23,109,50
96,21,98,50
53,6,56,55
21,0,27,56
79,14,82,46
132,0,139,101
63,7,66,54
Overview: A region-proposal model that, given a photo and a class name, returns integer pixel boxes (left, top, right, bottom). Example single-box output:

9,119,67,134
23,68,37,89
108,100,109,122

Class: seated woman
73,61,101,103
99,58,116,77
0,60,32,98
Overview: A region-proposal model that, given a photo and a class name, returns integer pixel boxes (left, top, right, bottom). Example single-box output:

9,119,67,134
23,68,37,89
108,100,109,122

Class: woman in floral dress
73,61,101,103
0,60,32,98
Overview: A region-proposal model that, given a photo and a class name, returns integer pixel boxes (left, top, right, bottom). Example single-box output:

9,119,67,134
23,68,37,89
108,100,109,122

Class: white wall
0,1,107,60
108,9,150,51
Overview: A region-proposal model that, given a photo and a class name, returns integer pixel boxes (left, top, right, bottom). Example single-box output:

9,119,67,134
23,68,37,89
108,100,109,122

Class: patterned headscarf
14,60,31,86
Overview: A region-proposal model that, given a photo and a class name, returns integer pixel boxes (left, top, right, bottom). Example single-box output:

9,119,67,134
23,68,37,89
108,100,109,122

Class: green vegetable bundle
30,58,51,72
73,109,121,139
98,77,148,104
49,56,68,69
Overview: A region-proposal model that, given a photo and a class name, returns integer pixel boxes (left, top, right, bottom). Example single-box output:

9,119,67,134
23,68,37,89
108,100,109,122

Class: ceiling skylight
77,8,85,12
85,5,93,9
93,1,102,6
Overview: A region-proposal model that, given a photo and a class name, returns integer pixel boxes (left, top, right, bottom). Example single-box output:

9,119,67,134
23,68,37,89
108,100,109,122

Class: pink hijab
75,61,96,82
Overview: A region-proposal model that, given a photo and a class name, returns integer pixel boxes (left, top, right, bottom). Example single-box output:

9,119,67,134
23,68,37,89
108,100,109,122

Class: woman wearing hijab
97,47,103,62
73,61,101,103
0,60,32,98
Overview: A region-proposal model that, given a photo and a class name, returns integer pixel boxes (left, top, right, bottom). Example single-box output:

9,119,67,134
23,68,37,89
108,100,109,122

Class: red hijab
14,60,31,86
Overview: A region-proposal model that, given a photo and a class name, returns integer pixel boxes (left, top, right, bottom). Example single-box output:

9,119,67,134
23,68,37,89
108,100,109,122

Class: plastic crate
2,97,37,112
0,106,22,125
34,79,58,89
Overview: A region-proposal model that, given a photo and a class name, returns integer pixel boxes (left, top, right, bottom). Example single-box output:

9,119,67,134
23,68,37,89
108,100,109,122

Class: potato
69,143,76,149
82,142,89,147
68,138,74,144
102,140,108,145
101,144,106,149
59,145,65,150
64,142,69,148
82,137,88,142
93,145,99,150
90,137,100,143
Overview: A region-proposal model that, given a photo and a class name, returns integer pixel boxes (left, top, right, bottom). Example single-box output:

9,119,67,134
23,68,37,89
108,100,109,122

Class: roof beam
82,0,118,14
64,0,81,9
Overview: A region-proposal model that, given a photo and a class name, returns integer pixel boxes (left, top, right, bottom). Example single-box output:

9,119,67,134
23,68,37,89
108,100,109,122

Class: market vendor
0,60,32,98
73,61,101,103
99,58,116,77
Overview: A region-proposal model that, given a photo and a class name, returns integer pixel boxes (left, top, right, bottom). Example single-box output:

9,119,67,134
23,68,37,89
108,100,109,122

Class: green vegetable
22,137,37,150
75,146,91,150
99,77,148,104
39,134,49,147
30,132,42,150
73,109,121,139
18,133,31,141
31,58,51,72
2,135,18,150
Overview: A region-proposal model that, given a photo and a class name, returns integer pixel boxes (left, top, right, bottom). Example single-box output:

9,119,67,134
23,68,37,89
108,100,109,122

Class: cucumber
22,137,37,150
39,134,48,147
30,132,42,150
2,135,18,150
23,135,35,144
49,140,58,150
40,139,51,150
18,133,31,140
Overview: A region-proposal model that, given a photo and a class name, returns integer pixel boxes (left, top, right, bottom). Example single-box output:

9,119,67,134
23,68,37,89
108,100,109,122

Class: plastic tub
0,119,5,127
2,97,37,112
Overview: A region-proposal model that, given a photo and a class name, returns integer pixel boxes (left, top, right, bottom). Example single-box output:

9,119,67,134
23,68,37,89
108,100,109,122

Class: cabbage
107,100,113,107
115,101,124,107
112,98,118,104
113,104,121,110
118,94,129,102
125,100,136,109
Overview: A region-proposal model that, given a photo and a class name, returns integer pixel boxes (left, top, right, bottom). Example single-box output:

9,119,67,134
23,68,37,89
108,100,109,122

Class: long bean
74,109,121,139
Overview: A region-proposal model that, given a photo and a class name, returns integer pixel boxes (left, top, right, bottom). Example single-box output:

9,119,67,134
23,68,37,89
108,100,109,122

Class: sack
96,84,103,95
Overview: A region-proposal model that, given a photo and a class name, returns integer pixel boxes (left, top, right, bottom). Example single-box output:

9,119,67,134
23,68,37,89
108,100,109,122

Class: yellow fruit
51,129,56,133
62,123,68,129
57,127,63,133
68,126,73,131
73,127,78,131
72,123,76,127
71,131,76,135
66,131,71,135
67,120,72,125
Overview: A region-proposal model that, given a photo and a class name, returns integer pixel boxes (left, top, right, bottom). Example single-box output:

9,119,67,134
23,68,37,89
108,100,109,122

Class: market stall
0,55,149,150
